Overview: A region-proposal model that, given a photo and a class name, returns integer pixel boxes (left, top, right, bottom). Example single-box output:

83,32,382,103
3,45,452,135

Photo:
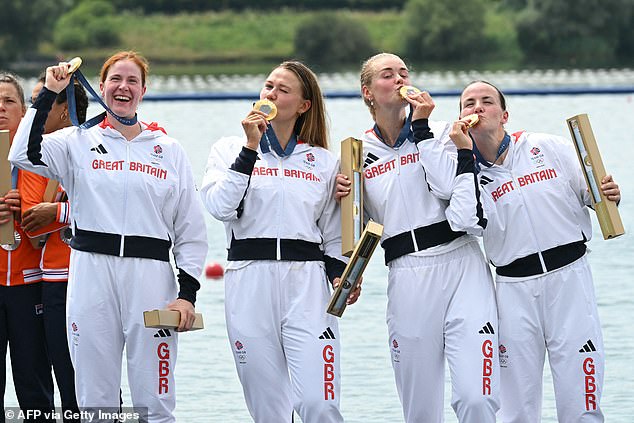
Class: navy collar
259,124,298,157
472,132,511,170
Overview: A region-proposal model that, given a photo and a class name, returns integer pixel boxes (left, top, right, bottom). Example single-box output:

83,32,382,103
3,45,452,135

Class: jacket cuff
324,255,347,285
177,268,201,305
34,86,58,110
456,149,476,176
412,118,434,142
57,202,71,224
230,146,259,175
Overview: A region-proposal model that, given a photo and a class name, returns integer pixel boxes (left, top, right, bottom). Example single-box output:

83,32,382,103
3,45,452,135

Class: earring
370,100,374,107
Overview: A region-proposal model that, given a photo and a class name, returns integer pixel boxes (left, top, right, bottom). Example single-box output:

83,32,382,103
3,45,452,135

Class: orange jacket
1,170,43,286
19,170,71,282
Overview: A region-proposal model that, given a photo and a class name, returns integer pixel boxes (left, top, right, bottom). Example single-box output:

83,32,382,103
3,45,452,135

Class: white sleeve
555,135,592,207
172,144,208,279
9,88,72,181
200,137,254,222
415,120,459,200
317,158,347,263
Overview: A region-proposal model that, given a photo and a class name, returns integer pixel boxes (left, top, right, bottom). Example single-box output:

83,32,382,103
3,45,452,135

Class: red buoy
205,262,224,279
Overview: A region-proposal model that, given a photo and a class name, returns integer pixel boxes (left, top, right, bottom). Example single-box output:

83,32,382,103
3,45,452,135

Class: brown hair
460,80,507,111
100,51,149,86
360,52,405,119
0,72,26,112
278,61,329,149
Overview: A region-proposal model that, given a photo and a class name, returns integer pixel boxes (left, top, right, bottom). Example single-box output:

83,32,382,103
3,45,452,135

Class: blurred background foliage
2,0,633,74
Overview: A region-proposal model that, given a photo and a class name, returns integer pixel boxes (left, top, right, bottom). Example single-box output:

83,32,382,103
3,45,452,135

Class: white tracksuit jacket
361,118,487,261
202,135,346,270
477,131,592,273
9,91,207,279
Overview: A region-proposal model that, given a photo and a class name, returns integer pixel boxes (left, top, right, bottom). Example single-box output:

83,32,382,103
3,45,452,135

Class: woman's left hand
332,277,362,306
601,174,621,203
167,298,196,332
404,90,435,121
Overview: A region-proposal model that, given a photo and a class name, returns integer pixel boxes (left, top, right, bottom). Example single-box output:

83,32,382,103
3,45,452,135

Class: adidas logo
579,339,596,353
479,322,495,335
480,175,494,186
319,327,336,340
90,144,108,154
154,329,172,338
363,152,380,168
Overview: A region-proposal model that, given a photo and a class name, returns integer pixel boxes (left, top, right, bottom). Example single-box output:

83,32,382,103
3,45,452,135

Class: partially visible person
16,75,89,422
201,61,351,423
9,52,208,422
0,72,55,421
450,80,620,423
336,53,499,422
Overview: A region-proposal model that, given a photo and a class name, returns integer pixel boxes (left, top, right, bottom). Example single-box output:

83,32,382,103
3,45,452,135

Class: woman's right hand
449,120,473,150
241,109,269,151
44,62,74,94
335,173,351,202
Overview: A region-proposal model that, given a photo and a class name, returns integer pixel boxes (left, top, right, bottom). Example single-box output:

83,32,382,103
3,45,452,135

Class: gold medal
253,99,277,121
399,85,421,98
462,113,480,128
68,57,82,73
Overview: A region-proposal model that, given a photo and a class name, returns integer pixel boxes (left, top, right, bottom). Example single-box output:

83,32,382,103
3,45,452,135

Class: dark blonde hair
278,61,329,149
360,52,405,119
0,72,26,112
100,51,149,86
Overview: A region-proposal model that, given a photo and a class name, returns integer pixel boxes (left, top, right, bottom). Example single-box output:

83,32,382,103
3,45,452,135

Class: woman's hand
332,277,362,306
22,202,57,233
0,189,21,225
335,173,351,202
166,298,197,332
449,120,473,150
601,174,620,203
404,90,435,121
242,109,269,151
45,62,74,94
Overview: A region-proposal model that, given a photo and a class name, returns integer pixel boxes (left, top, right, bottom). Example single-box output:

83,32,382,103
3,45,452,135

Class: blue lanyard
259,124,298,157
472,133,511,169
373,107,414,148
11,166,18,189
66,69,138,129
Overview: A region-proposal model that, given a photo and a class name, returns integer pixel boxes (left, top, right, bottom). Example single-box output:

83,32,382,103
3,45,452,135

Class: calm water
6,93,634,422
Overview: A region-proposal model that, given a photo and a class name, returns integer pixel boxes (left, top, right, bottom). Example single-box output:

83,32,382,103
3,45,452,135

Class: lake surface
6,88,634,422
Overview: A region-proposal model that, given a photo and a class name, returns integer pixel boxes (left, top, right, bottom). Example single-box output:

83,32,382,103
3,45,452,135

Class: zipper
276,155,283,261
507,153,547,273
394,145,418,251
6,250,11,286
120,140,131,256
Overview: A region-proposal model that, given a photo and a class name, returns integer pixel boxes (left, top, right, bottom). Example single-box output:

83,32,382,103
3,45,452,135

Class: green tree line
2,0,633,71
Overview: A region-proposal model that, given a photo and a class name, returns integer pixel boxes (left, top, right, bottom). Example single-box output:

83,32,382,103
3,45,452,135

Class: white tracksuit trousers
496,255,604,423
67,250,179,423
224,260,343,423
386,239,500,423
